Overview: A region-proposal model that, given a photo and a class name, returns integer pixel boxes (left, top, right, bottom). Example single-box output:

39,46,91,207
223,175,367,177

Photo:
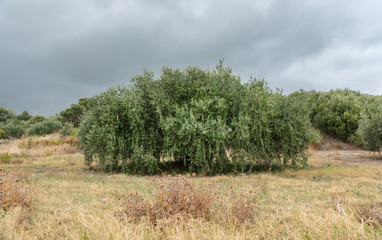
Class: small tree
17,110,32,121
59,104,84,127
0,107,16,123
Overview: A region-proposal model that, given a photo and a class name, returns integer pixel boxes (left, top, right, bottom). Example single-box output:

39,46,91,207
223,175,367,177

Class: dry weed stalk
0,169,30,210
118,174,260,225
354,202,382,227
119,174,214,224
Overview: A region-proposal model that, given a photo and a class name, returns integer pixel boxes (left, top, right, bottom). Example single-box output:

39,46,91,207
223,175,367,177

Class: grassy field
1,136,382,239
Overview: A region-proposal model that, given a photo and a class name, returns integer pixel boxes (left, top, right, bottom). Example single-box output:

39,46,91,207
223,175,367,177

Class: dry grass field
1,135,382,239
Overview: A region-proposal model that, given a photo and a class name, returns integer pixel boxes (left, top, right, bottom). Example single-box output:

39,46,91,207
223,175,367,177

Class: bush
59,103,84,127
0,107,16,123
60,122,74,136
27,115,46,127
79,62,314,174
2,120,26,139
17,110,32,121
27,120,62,136
290,89,382,146
357,113,382,152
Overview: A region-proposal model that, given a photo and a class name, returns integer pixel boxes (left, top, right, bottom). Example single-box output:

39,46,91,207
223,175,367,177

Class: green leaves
357,112,382,152
78,62,313,174
291,89,382,150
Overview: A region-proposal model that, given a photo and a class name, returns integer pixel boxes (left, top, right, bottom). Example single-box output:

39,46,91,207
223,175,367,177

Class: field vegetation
0,134,381,239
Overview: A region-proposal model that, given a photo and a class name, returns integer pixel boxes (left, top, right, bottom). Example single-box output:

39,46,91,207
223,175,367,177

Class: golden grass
0,134,79,160
0,136,381,239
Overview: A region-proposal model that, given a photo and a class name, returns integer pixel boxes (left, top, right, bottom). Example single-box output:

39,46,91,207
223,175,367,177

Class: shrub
2,120,26,139
27,120,62,136
0,169,30,210
60,122,74,136
79,62,314,174
27,115,46,127
357,113,382,152
17,110,32,121
291,89,382,144
59,103,84,127
0,107,16,123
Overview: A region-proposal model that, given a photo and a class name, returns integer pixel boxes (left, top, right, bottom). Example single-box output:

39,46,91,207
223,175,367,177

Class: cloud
280,42,382,94
0,0,382,115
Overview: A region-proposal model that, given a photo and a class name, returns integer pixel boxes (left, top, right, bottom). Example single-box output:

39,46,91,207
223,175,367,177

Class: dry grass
0,135,381,239
0,169,30,210
0,133,79,159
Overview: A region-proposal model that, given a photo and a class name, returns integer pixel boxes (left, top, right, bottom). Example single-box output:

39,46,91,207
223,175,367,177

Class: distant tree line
0,97,90,139
289,89,382,151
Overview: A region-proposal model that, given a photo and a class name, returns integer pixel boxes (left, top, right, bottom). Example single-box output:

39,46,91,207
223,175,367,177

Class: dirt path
311,150,382,166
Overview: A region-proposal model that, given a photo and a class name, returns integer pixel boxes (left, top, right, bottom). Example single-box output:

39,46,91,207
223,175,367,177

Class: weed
0,153,11,164
117,174,259,225
354,202,382,227
0,169,30,210
44,149,54,157
119,175,214,223
18,138,34,150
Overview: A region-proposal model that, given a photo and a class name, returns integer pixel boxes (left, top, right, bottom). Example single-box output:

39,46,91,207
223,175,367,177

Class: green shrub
357,113,382,152
60,122,74,136
290,89,382,145
27,115,46,127
17,110,32,121
28,120,62,136
59,103,84,127
79,62,314,174
2,120,26,139
0,107,16,123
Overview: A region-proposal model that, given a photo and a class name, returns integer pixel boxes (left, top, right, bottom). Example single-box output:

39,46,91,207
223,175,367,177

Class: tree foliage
17,110,32,121
357,112,382,152
27,119,63,136
1,119,26,139
79,62,314,174
0,107,16,123
290,89,382,145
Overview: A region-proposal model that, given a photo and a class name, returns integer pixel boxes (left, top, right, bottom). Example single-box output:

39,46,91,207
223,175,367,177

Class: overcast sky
1,0,382,116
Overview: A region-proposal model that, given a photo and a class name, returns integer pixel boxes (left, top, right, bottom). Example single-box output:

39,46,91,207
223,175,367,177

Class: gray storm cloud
1,0,382,115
